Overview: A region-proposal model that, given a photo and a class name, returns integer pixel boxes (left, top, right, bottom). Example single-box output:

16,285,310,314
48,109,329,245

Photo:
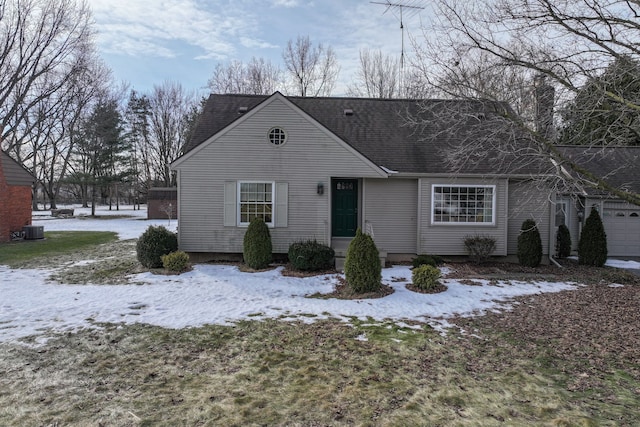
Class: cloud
271,0,299,7
87,0,253,59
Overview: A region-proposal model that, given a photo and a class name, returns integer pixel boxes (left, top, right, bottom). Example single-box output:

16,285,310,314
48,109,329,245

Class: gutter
548,255,563,268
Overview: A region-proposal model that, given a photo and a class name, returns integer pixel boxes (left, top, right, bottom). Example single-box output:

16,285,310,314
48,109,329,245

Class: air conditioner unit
23,225,44,240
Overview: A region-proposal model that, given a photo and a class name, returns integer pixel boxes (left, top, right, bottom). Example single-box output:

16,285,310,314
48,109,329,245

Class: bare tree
411,0,640,205
208,57,282,95
0,0,93,145
347,48,399,98
282,35,339,97
148,81,197,187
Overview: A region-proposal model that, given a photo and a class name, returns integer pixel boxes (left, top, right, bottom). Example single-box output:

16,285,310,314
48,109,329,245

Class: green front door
332,179,358,237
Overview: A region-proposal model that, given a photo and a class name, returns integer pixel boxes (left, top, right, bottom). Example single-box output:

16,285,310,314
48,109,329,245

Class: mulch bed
448,259,640,385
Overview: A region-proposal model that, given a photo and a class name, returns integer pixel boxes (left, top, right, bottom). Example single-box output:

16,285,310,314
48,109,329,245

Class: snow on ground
0,205,635,345
32,205,176,239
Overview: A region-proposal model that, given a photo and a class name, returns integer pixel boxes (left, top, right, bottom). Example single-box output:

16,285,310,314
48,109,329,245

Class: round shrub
412,264,441,291
344,228,381,294
464,235,496,264
136,225,178,268
555,224,571,259
578,207,607,267
288,240,335,271
243,217,272,269
161,250,190,272
517,219,542,267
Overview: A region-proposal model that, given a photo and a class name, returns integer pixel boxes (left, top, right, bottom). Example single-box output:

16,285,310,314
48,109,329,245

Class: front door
332,179,358,237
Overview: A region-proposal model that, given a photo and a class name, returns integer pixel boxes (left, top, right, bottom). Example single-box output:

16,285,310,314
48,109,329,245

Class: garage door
602,202,640,257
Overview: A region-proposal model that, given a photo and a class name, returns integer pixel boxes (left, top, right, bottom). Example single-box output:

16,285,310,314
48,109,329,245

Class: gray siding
507,180,552,256
363,178,418,253
174,96,385,254
419,177,509,256
1,152,33,186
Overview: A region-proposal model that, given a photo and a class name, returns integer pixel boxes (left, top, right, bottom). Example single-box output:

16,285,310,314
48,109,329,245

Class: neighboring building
173,92,558,266
556,146,640,257
0,151,35,242
147,187,178,220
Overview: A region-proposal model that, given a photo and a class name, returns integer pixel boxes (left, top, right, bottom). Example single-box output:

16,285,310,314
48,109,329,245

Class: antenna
371,1,425,96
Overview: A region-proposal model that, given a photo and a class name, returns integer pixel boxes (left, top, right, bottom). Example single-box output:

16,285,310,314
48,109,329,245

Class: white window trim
237,181,276,227
431,184,496,226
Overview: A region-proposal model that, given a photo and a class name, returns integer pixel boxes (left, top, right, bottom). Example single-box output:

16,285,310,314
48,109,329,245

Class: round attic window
268,127,286,146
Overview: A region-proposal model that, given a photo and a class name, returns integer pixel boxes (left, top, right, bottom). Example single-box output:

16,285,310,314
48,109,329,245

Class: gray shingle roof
557,146,640,196
184,93,543,175
1,151,34,186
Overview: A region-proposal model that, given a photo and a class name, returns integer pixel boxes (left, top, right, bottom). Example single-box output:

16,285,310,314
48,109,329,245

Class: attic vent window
238,106,248,114
268,127,287,146
344,108,354,116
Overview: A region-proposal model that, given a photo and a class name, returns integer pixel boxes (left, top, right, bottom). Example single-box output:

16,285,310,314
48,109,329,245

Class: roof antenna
371,1,425,97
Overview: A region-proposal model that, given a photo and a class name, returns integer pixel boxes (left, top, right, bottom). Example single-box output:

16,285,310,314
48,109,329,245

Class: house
0,151,35,242
172,92,557,266
556,146,640,257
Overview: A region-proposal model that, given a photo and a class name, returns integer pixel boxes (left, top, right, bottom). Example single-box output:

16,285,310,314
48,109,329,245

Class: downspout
549,255,563,268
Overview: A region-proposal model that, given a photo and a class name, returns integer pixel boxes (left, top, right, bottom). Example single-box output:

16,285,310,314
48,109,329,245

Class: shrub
578,207,608,267
344,228,381,293
161,250,190,272
412,254,443,269
517,219,543,267
412,264,441,291
243,217,272,269
463,235,496,264
288,240,335,271
555,224,572,259
136,225,178,268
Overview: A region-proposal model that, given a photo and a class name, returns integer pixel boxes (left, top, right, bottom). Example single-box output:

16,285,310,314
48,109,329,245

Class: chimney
534,75,555,141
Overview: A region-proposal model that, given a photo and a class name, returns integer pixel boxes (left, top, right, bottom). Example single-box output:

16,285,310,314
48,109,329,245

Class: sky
1,205,638,345
86,0,433,97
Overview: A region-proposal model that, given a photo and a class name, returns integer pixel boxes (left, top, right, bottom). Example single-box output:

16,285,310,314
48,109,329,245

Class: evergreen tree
517,219,542,267
344,228,381,293
560,56,640,147
578,207,608,267
243,218,272,269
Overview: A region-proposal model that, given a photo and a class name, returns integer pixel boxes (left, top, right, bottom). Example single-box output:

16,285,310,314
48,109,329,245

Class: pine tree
578,207,608,267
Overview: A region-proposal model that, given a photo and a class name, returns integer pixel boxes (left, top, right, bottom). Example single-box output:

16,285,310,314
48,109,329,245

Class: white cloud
87,0,252,59
271,0,299,7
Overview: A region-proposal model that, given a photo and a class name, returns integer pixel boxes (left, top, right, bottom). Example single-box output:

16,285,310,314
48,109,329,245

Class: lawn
0,230,638,426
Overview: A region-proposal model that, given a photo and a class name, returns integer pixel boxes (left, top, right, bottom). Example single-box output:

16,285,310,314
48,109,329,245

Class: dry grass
1,249,639,425
1,290,638,427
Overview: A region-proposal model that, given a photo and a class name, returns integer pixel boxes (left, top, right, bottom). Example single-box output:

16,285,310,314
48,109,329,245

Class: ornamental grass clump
161,250,190,272
517,219,542,267
243,217,272,270
136,225,178,268
578,207,608,267
412,264,441,291
288,240,335,271
344,228,381,294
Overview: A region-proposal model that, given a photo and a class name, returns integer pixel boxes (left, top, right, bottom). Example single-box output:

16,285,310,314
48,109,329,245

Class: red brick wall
0,159,32,242
0,158,8,242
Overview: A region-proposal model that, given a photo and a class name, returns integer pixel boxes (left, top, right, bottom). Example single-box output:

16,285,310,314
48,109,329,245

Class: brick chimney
534,74,556,141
